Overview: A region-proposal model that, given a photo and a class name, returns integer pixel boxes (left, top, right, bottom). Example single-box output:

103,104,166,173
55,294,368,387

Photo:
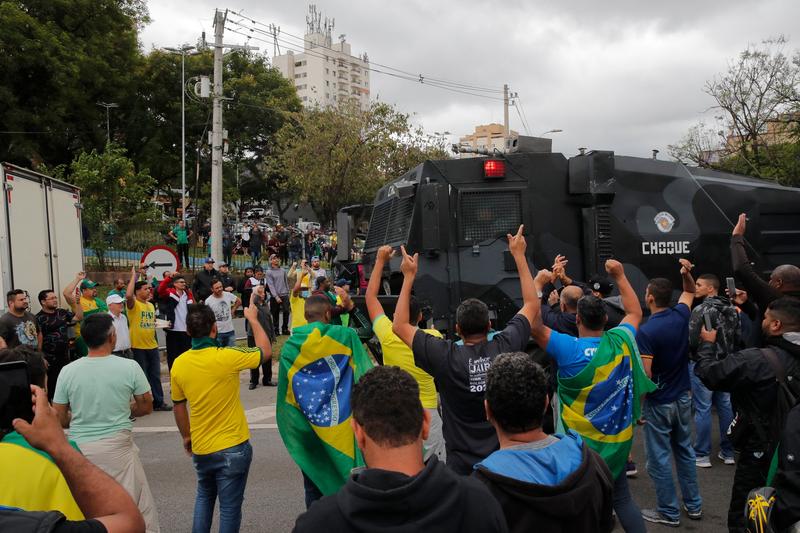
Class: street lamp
164,44,198,223
96,102,119,144
539,129,563,136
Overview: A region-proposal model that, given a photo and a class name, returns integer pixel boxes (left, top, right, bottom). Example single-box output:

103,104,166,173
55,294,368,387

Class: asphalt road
135,355,735,532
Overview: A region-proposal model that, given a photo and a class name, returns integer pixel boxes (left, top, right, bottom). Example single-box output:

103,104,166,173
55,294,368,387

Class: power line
226,15,506,98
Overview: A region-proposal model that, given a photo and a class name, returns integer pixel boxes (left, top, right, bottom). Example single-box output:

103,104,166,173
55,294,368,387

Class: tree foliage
273,101,449,224
670,37,800,185
0,0,143,167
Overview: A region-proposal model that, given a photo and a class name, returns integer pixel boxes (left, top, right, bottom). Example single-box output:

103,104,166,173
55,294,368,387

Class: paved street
134,359,736,532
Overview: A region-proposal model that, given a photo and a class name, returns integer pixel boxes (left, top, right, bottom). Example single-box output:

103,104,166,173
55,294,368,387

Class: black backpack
0,509,69,533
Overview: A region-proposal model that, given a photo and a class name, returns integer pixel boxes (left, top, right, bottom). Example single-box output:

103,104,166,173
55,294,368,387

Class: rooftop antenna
269,24,281,56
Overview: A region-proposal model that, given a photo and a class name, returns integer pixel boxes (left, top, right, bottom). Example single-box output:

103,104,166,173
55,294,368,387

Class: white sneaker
696,456,712,468
718,452,736,465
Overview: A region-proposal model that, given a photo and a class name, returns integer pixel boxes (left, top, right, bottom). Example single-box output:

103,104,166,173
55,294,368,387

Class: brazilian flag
557,326,656,479
277,321,374,495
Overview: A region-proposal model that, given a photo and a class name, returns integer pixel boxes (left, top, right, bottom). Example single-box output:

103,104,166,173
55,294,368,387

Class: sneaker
625,460,638,477
248,383,258,390
641,509,680,527
718,451,736,465
154,404,173,412
683,504,702,520
696,455,712,468
263,381,277,387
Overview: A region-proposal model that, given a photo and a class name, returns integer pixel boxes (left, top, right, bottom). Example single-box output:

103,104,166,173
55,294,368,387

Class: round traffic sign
140,245,180,281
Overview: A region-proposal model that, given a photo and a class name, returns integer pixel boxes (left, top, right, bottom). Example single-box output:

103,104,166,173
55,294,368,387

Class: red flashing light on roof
483,159,505,178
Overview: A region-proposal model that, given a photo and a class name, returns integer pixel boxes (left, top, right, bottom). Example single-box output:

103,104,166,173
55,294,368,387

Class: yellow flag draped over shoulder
277,322,373,495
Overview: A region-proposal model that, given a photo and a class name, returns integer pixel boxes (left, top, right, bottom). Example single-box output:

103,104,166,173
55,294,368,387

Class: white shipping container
0,163,84,313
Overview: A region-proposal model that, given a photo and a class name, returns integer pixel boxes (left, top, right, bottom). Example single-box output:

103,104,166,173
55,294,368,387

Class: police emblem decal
654,211,675,233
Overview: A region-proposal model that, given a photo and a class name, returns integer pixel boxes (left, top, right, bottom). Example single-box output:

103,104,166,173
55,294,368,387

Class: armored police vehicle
337,141,800,334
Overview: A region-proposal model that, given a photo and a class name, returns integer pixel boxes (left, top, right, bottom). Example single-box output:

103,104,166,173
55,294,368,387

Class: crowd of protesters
1,212,800,533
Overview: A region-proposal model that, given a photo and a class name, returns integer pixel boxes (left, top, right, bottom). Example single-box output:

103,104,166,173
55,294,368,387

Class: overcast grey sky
140,0,799,158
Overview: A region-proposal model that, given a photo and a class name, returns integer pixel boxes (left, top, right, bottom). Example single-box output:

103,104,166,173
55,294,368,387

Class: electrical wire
515,96,533,136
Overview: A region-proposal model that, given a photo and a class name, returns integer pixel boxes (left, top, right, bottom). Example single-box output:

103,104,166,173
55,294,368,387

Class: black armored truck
337,140,800,335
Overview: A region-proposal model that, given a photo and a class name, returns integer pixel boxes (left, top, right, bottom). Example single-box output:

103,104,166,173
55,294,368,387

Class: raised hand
732,213,747,237
400,245,419,278
377,245,394,263
507,225,526,257
605,259,625,278
679,258,694,275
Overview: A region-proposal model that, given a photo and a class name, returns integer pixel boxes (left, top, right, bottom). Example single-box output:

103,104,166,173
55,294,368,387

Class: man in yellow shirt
366,245,445,461
126,266,170,411
289,261,310,332
171,302,271,533
75,278,108,357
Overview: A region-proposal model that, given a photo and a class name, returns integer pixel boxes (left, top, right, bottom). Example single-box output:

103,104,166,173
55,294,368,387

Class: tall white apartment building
273,6,370,110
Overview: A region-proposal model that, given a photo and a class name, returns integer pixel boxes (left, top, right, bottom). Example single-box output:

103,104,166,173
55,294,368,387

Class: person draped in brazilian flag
530,259,656,533
277,293,373,509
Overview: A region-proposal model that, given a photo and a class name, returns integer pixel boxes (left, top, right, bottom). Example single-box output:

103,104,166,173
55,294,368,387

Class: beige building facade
457,123,519,157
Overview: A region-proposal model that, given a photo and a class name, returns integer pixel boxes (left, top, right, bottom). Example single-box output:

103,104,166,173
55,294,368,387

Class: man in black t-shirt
0,289,41,350
35,275,84,400
392,225,538,475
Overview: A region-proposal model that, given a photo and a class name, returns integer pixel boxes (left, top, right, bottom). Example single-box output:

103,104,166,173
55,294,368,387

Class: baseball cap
80,280,98,289
218,262,229,267
311,255,320,261
105,294,124,305
204,257,215,264
334,278,350,287
588,275,614,297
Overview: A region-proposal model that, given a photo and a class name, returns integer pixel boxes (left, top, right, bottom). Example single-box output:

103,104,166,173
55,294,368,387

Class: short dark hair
134,280,149,292
768,297,800,331
486,352,548,433
254,266,264,273
647,278,673,307
697,274,720,291
210,279,223,290
774,265,800,288
408,295,422,326
304,294,331,322
81,313,114,349
244,267,254,274
456,298,489,336
0,346,47,388
186,304,216,338
38,289,55,304
172,275,186,283
352,366,423,447
6,289,24,304
577,295,607,330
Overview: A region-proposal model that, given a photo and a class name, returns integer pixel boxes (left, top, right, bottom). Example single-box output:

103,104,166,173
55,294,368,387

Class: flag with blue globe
277,322,373,495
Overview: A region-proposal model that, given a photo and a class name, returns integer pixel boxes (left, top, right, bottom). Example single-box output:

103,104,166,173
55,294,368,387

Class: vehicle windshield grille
460,190,522,242
364,195,415,250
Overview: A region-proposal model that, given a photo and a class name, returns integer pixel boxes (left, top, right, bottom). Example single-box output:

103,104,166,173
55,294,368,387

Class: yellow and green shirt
127,299,157,350
170,338,261,455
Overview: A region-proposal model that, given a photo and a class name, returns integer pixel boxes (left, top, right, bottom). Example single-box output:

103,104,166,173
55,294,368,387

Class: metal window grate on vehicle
596,205,614,262
364,195,415,250
460,190,522,242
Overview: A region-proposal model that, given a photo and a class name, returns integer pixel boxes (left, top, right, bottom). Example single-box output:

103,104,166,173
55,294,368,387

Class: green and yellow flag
557,326,656,479
277,322,373,495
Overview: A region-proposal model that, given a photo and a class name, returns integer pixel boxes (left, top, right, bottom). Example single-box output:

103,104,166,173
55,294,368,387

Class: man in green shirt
169,220,193,270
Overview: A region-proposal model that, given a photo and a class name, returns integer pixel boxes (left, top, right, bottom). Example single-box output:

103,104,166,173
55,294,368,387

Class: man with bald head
731,213,800,316
540,275,583,337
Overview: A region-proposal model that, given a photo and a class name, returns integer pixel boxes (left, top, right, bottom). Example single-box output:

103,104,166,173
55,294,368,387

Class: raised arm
678,258,696,308
508,225,537,325
14,386,145,532
63,271,85,306
531,268,554,348
125,266,137,310
244,301,272,364
606,259,642,330
392,246,419,347
366,246,393,321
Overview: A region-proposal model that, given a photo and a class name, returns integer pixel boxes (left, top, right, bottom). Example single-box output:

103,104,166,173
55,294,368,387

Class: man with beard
0,290,41,349
694,297,800,532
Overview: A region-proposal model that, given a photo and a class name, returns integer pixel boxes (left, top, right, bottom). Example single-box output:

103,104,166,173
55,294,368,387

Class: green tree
274,101,449,224
0,0,145,167
58,144,157,269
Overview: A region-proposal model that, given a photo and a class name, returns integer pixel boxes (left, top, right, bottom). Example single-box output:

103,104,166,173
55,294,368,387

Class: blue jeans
613,471,646,533
217,330,236,347
644,393,703,520
132,348,164,407
689,361,734,458
192,441,253,533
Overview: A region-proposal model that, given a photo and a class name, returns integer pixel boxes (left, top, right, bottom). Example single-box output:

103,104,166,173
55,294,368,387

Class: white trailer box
0,163,83,312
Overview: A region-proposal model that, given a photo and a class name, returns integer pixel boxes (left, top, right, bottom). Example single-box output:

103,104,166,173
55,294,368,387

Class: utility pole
96,102,119,144
503,84,509,138
210,9,226,262
165,45,197,223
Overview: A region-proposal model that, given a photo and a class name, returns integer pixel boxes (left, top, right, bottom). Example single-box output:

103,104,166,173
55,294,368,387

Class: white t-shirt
205,292,238,333
110,312,131,351
172,292,189,332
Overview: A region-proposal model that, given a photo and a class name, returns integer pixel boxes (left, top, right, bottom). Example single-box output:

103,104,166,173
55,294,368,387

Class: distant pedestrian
75,278,108,357
158,272,195,370
169,220,193,270
249,224,264,266
192,258,218,302
247,285,276,389
266,254,291,335
107,293,132,359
